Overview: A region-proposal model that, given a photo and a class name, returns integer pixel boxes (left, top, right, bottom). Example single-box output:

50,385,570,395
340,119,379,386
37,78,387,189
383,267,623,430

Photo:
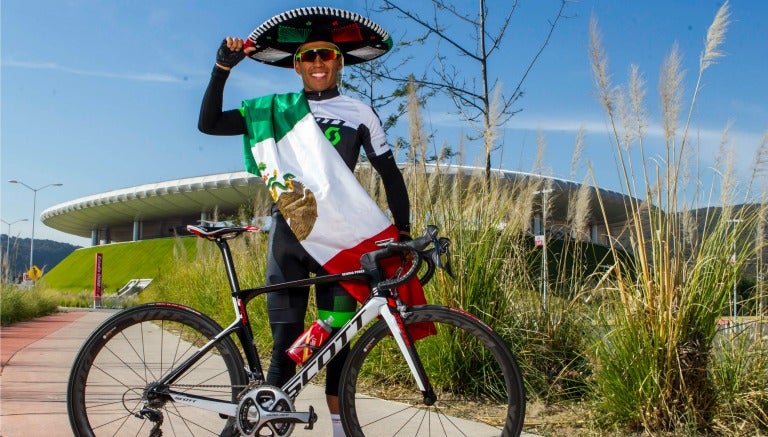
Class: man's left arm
369,151,411,239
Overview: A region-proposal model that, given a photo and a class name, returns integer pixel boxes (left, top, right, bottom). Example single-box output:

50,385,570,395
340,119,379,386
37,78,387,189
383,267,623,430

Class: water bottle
286,317,334,365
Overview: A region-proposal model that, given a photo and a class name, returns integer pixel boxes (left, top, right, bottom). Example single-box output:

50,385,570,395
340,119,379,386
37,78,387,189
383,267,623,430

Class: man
198,8,411,436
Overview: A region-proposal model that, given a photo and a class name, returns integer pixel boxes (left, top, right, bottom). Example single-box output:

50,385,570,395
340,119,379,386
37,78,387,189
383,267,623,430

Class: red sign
534,235,545,247
94,253,103,307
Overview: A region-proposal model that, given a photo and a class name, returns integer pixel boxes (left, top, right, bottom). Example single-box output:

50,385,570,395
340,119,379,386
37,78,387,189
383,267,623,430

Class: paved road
1,309,538,436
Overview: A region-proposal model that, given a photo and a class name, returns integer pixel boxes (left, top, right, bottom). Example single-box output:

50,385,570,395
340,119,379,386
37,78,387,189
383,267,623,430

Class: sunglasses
295,48,341,63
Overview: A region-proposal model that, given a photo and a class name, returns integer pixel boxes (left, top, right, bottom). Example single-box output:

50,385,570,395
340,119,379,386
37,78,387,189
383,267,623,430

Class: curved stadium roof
41,172,270,242
41,166,633,244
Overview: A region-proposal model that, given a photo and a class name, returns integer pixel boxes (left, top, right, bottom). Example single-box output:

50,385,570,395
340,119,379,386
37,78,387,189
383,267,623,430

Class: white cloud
3,59,184,83
428,108,765,151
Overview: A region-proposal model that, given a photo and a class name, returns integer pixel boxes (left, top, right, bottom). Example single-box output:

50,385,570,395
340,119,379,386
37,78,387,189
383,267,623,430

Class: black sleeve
198,65,247,136
369,150,411,233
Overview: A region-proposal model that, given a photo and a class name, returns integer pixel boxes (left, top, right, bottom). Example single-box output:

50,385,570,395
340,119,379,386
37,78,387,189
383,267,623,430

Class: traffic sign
27,265,42,281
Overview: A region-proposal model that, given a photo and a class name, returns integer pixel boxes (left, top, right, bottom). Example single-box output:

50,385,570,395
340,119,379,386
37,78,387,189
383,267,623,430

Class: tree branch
381,0,482,62
506,0,568,113
486,0,518,57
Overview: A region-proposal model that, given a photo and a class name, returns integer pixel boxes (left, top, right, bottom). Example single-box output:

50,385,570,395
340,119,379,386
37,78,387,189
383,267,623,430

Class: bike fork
378,300,437,405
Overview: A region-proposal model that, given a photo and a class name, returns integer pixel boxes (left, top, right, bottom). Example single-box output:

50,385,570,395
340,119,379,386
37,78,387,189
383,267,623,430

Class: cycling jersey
306,89,387,169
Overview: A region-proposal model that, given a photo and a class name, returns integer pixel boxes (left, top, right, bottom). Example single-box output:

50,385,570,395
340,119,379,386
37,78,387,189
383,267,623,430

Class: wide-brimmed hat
245,7,392,68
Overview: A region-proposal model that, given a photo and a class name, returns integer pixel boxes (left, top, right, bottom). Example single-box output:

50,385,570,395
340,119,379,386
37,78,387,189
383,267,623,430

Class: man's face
294,41,343,93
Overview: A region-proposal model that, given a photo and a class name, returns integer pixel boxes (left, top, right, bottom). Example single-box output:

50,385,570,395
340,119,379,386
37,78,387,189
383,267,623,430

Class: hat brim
246,7,392,68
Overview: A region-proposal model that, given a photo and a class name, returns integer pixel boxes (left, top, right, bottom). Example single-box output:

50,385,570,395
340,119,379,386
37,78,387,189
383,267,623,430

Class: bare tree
344,42,442,162
341,0,433,163
379,0,569,178
345,48,412,133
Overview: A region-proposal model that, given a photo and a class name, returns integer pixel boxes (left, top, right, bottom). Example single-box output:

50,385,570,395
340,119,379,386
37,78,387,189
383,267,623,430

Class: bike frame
151,232,434,420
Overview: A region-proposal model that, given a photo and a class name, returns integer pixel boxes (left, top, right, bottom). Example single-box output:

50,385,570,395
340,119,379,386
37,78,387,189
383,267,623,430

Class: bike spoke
340,305,524,436
68,305,246,436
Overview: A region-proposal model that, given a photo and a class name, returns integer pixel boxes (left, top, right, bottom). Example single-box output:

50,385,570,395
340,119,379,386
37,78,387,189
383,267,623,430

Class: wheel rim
71,310,244,436
342,307,523,436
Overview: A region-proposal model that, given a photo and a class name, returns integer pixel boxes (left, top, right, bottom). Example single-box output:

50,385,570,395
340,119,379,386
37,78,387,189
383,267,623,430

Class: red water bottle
286,317,334,365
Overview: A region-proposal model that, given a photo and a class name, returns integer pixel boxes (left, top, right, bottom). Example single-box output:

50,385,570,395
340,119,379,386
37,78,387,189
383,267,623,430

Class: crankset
236,385,316,437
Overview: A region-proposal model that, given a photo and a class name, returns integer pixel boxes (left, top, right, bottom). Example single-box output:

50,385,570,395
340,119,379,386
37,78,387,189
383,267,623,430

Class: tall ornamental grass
364,79,600,402
710,325,768,433
588,1,768,432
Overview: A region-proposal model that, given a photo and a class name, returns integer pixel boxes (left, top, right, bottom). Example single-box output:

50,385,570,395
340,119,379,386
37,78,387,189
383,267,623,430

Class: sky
1,0,766,247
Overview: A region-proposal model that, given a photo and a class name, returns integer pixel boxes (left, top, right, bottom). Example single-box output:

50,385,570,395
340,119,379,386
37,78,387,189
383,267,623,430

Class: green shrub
0,284,59,325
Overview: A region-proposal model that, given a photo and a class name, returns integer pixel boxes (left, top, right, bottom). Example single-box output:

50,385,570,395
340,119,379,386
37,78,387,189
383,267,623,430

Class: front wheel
340,305,525,436
67,303,247,436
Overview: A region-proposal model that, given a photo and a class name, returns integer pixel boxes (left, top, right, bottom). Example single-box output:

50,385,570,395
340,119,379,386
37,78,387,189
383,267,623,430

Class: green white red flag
240,93,426,309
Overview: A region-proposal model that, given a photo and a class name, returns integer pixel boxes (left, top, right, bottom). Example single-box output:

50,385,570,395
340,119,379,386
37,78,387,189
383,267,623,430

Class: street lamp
534,187,555,310
2,218,28,283
727,218,742,322
8,180,63,271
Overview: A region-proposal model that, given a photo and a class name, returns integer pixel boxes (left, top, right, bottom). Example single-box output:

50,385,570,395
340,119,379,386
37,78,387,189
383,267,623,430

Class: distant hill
0,235,81,280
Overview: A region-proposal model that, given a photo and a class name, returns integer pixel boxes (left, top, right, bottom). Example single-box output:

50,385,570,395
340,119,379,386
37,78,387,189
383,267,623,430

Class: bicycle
67,224,525,436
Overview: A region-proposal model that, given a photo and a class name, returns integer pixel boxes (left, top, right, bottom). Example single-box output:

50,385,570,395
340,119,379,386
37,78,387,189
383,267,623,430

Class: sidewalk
0,309,538,436
1,309,116,437
1,310,91,369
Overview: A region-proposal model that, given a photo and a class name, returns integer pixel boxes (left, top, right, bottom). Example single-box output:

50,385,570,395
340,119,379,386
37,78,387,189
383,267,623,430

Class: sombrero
245,7,392,68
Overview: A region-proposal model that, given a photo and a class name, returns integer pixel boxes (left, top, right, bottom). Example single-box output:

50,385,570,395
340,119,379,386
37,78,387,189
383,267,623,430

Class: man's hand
215,37,254,70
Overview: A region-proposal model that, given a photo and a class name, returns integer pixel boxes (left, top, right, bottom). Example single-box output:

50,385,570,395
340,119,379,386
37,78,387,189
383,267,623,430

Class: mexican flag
241,92,428,313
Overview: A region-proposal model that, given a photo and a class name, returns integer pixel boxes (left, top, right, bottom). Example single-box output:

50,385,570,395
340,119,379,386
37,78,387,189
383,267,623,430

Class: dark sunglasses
295,48,341,63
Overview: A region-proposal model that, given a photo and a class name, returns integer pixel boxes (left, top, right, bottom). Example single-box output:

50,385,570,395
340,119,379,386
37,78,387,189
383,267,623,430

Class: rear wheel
340,305,525,436
67,303,247,436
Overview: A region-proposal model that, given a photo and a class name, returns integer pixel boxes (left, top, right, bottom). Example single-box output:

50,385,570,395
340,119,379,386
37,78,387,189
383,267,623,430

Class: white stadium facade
40,165,633,247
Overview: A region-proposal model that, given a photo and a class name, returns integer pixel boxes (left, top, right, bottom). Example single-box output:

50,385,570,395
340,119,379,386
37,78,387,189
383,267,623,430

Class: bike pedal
303,406,317,430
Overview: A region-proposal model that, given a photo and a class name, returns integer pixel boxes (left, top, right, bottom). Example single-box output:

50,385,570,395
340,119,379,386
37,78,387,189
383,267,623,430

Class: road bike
67,224,525,436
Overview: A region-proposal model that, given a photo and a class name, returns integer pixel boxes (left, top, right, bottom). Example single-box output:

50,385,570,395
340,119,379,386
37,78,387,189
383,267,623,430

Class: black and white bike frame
154,284,431,422
148,225,439,424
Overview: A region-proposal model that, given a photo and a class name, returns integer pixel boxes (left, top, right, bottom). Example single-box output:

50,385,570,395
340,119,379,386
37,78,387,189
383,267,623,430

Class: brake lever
437,237,454,278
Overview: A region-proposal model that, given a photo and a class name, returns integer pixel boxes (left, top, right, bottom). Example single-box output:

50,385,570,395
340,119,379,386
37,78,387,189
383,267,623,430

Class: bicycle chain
168,384,250,390
167,382,258,402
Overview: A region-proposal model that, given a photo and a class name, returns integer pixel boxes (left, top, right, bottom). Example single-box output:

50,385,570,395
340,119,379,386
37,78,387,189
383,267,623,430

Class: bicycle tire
340,305,525,437
67,303,247,437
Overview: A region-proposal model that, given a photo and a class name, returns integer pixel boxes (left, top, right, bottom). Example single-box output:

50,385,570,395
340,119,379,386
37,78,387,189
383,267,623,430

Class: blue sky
2,0,766,246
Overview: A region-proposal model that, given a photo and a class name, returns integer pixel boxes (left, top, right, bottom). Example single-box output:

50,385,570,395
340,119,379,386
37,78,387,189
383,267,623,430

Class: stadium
40,165,634,247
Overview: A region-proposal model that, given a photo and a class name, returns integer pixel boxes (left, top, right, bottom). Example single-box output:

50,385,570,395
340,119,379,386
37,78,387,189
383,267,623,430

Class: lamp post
2,218,28,283
8,180,63,271
534,187,555,310
727,218,742,322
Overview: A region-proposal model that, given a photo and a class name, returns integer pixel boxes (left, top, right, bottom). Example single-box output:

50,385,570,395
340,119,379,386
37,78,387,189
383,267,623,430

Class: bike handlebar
377,248,423,290
375,226,437,289
361,225,453,291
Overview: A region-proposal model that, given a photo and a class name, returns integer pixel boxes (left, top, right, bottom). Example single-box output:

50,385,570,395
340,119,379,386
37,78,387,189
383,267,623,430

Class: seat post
215,238,242,295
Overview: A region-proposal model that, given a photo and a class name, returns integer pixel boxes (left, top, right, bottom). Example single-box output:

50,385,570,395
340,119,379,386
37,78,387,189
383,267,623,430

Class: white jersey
306,91,389,170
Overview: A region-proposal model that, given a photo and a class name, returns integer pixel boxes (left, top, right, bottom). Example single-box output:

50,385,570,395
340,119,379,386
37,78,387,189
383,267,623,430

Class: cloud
428,108,765,150
422,108,767,185
3,59,184,83
502,114,761,144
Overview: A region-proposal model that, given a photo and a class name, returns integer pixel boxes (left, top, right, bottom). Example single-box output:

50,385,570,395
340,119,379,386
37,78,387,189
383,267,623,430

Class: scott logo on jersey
315,117,345,146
